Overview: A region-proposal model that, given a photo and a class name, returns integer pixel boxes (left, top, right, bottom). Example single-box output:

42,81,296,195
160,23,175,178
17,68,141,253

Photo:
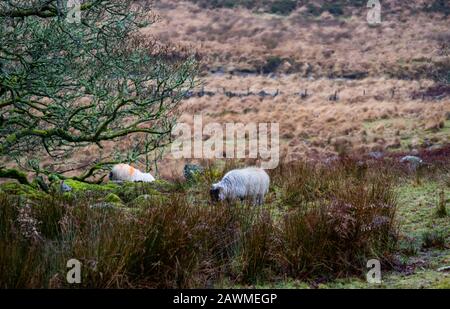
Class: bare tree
0,0,197,183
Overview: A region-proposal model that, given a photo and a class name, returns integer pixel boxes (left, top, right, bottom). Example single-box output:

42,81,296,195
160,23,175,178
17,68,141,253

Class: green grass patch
396,181,450,239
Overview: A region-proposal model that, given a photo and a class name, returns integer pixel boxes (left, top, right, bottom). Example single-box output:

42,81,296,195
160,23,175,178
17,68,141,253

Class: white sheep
109,163,155,183
400,155,423,171
210,167,270,206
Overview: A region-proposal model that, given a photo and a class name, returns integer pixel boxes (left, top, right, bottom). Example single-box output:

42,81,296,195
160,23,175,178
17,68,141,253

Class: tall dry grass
0,158,399,288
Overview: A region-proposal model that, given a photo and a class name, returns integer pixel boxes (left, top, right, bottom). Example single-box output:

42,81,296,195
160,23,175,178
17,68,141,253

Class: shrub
305,4,323,17
234,208,275,283
269,0,297,15
271,159,398,279
424,0,450,16
398,238,419,257
324,3,345,16
126,196,207,287
261,56,284,74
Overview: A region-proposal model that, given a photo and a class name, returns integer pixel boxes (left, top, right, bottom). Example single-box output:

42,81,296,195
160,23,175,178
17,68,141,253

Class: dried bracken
17,202,42,243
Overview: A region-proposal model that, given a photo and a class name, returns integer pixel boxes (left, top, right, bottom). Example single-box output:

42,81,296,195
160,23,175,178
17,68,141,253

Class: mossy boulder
0,178,174,207
113,181,170,202
104,193,123,204
63,179,119,193
0,182,49,199
148,179,178,192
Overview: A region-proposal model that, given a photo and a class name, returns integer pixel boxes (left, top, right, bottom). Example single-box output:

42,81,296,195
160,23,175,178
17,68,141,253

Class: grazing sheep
109,163,155,183
210,167,270,206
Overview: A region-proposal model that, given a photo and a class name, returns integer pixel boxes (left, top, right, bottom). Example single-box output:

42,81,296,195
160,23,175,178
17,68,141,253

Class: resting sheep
210,167,270,206
109,163,155,183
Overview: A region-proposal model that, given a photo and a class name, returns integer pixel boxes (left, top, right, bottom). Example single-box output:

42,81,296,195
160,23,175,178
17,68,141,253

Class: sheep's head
140,172,155,182
210,183,224,203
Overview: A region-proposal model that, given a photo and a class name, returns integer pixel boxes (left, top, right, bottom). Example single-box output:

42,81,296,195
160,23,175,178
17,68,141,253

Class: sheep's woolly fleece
109,164,155,182
211,167,270,205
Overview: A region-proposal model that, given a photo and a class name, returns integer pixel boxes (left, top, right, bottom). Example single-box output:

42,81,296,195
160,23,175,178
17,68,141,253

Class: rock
368,151,384,160
60,181,72,192
400,155,423,164
400,155,423,171
437,266,450,272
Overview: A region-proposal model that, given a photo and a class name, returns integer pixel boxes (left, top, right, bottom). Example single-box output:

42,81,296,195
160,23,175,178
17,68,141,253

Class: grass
0,158,404,288
1,0,449,289
1,147,449,288
217,166,450,289
361,118,450,152
395,181,449,239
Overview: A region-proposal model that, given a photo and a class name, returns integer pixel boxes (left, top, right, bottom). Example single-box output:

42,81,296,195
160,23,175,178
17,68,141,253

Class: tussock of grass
436,190,448,218
421,230,447,250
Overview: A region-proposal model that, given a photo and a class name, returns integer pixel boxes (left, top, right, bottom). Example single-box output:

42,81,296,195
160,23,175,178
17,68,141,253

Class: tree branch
0,1,102,18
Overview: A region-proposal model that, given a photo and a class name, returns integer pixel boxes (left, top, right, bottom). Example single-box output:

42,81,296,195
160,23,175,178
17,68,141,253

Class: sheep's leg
257,194,264,206
252,195,259,206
